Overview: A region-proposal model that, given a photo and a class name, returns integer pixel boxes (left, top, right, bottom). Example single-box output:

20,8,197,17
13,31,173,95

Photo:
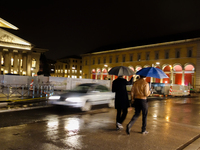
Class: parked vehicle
48,83,115,111
126,83,190,97
151,83,190,96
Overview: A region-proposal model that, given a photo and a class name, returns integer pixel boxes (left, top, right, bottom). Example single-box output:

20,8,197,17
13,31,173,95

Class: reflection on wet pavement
148,96,200,126
0,96,200,149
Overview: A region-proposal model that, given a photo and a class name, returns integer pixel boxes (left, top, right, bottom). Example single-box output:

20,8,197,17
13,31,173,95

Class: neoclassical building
51,55,82,78
0,18,48,76
82,37,200,88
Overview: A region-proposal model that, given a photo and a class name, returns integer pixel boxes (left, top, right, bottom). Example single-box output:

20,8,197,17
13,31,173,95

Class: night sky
1,0,200,60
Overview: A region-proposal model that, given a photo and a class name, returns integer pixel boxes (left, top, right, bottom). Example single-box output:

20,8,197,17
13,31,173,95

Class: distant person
112,76,133,130
126,75,151,135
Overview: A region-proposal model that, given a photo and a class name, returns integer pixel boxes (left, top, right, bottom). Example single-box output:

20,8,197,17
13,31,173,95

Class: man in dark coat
112,76,133,130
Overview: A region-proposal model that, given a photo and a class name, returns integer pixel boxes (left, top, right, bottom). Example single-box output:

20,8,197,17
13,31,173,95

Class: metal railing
0,84,54,100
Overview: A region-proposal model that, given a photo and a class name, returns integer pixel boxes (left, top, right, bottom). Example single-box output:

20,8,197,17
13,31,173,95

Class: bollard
40,85,43,97
28,85,30,97
7,86,9,99
32,85,35,98
22,85,24,97
37,85,39,96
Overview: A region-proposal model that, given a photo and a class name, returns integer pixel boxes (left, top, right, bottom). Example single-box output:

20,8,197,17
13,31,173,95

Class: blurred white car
49,83,115,111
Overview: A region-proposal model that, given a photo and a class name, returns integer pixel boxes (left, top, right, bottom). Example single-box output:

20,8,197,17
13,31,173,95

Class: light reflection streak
46,119,59,140
153,114,157,118
165,116,170,122
65,135,83,149
47,121,59,128
64,118,83,149
64,118,80,136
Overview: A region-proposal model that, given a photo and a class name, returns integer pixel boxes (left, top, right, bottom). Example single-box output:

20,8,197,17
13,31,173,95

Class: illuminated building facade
0,18,48,76
82,38,200,88
51,55,82,78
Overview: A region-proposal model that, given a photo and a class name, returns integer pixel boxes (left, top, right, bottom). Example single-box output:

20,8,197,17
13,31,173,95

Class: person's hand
131,100,135,107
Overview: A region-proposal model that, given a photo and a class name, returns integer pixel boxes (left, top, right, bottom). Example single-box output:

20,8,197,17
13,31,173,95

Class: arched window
32,58,36,68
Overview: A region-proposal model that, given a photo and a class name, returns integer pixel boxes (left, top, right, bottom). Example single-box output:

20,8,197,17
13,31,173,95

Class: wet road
148,96,200,127
0,95,200,150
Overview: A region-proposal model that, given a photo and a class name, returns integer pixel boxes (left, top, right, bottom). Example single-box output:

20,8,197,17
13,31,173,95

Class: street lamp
152,62,160,67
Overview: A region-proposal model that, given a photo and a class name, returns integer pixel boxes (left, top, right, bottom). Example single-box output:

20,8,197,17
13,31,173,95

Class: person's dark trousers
116,108,128,124
127,99,148,132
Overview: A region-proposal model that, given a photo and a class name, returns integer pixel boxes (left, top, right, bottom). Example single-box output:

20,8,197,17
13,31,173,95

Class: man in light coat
126,75,151,135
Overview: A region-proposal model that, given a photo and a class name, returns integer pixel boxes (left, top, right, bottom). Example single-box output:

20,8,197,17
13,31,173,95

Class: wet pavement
0,95,200,150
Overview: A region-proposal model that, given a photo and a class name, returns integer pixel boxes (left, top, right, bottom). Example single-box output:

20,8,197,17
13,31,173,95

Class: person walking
126,75,151,135
112,76,133,130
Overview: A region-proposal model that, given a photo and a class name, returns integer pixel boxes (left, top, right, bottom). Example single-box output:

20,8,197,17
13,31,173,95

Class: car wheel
81,101,92,111
108,99,114,108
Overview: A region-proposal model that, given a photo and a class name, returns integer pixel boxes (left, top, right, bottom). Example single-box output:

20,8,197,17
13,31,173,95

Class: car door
94,85,109,105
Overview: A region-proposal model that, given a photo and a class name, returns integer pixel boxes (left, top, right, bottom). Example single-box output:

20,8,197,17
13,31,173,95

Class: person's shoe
142,131,149,134
126,124,130,135
116,122,123,129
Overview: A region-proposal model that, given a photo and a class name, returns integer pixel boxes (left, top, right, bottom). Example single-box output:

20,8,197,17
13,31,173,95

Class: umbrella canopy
108,66,135,76
136,67,169,79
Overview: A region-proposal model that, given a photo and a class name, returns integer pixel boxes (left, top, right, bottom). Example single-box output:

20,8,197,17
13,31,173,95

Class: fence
0,84,54,100
0,75,112,100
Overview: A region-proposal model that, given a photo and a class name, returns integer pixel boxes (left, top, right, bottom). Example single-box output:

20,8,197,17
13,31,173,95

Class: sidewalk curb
181,134,200,150
185,137,200,150
0,105,51,113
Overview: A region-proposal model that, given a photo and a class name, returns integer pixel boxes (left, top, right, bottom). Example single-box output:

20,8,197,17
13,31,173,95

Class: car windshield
70,85,91,93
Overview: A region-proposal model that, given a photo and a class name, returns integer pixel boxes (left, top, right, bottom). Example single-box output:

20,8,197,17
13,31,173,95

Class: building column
14,53,18,74
100,72,103,80
95,71,97,79
8,51,12,73
173,74,176,84
160,78,163,83
193,72,196,87
18,52,22,75
26,53,31,76
170,70,174,84
0,50,2,74
22,54,27,75
150,77,153,83
4,51,11,74
182,70,185,85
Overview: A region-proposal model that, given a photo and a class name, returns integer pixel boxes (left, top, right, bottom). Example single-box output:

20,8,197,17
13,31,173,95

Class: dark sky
1,0,200,60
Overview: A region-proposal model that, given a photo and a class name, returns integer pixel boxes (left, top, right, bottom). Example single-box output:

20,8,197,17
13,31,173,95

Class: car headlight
49,96,60,100
65,97,82,102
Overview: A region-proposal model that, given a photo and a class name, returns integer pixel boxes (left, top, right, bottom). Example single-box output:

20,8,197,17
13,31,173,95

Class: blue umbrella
136,67,169,79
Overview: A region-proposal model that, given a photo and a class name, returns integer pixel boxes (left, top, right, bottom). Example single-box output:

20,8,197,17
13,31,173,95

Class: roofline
0,18,18,30
82,37,200,56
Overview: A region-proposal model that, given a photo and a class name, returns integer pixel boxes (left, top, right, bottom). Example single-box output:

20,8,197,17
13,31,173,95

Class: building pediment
0,28,32,50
